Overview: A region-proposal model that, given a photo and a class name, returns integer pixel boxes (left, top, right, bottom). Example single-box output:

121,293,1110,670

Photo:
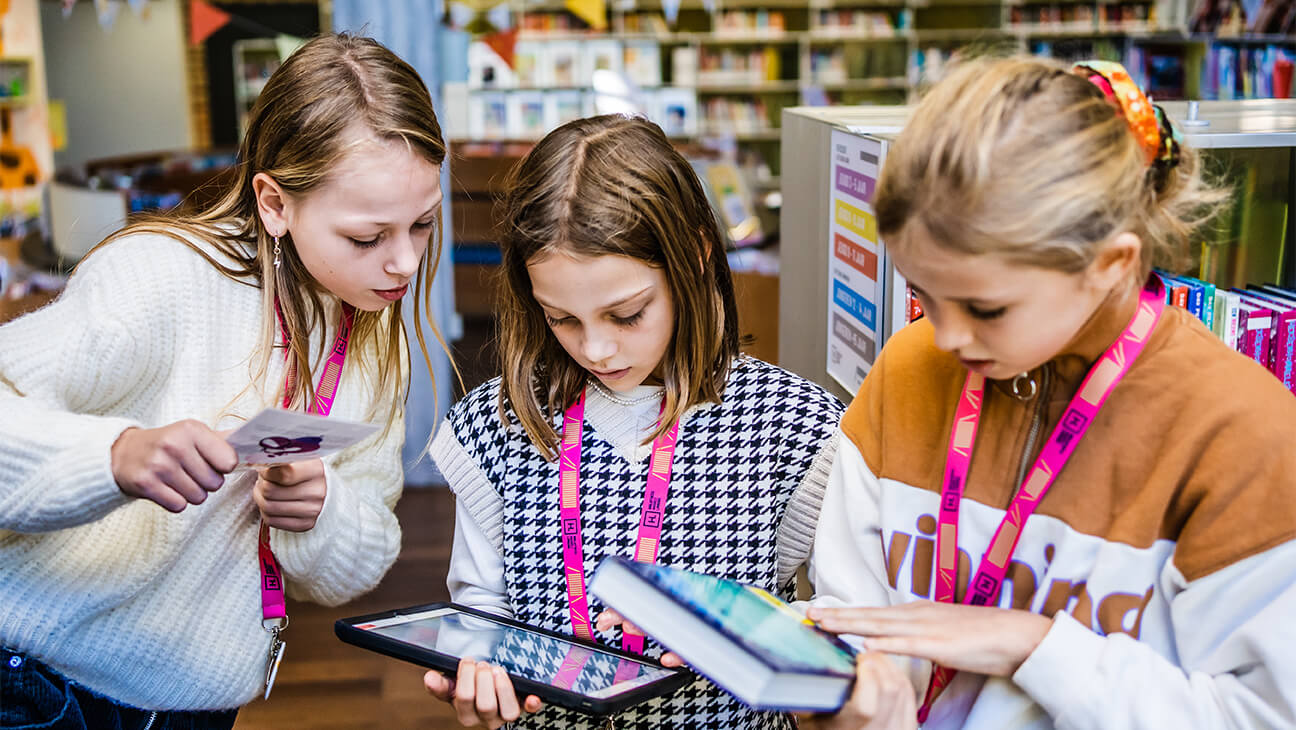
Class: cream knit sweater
0,231,406,711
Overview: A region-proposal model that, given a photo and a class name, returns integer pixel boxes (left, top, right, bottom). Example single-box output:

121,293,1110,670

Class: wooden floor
234,487,464,730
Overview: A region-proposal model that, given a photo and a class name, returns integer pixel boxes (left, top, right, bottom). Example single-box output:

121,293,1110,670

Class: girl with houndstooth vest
425,114,846,729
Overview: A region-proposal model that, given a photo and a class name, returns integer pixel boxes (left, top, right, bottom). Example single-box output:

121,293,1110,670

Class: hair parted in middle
496,114,740,461
88,33,451,435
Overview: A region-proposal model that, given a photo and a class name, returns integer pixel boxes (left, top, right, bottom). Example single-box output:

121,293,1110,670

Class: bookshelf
460,0,1249,167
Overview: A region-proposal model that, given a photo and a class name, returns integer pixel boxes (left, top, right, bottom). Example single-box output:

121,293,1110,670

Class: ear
1085,231,1142,293
252,172,291,238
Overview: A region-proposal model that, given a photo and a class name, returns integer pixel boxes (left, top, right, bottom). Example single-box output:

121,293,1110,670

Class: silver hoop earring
273,236,282,270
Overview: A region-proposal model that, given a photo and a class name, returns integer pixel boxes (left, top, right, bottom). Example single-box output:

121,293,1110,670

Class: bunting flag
444,1,474,30
565,0,607,30
61,0,78,20
482,27,517,70
189,0,231,46
661,0,680,24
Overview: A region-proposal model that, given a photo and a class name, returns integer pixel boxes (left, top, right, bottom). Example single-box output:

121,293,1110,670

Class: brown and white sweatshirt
810,293,1296,729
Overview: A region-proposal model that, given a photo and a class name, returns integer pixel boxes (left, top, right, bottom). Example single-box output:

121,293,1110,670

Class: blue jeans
1,647,238,730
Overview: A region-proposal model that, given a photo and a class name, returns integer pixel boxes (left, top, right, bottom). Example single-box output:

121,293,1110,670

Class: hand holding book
797,652,917,730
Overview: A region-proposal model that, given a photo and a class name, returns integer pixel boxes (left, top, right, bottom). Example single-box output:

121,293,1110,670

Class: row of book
1200,43,1295,99
1190,0,1296,34
817,45,909,81
714,9,788,36
466,88,699,139
697,47,783,85
1007,2,1155,29
1156,270,1296,396
612,12,672,35
701,97,772,135
470,40,662,90
812,9,904,35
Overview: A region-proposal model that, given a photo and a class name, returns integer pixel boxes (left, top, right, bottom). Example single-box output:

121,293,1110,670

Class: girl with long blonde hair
0,33,449,728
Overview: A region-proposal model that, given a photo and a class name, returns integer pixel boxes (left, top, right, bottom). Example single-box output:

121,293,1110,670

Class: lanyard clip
262,616,288,634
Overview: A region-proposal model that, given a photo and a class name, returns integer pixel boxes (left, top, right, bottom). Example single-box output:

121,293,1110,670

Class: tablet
335,602,692,715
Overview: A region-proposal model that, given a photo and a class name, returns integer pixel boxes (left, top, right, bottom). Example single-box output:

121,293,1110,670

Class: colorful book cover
1234,298,1273,368
624,41,662,87
507,91,547,139
1188,276,1217,329
1243,287,1296,393
583,39,624,85
543,90,586,131
593,557,857,678
513,41,546,88
547,41,584,88
654,87,698,137
1220,290,1244,350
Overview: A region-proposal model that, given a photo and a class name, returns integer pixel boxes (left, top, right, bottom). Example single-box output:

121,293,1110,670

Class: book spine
1212,290,1227,339
1236,306,1251,356
1226,294,1243,351
1277,311,1296,394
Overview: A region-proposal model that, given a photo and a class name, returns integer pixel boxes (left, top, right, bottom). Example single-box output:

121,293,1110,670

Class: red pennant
483,28,518,70
190,0,231,46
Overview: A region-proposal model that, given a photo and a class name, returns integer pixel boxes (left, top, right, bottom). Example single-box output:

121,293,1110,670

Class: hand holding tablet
336,603,691,717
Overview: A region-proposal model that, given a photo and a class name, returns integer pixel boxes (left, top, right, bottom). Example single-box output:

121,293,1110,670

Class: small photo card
227,409,379,467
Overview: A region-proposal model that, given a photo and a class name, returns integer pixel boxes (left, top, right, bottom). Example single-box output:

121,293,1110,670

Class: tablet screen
354,608,678,698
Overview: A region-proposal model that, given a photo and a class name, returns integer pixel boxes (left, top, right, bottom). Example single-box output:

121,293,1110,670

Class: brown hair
496,114,739,460
87,33,450,431
875,56,1226,278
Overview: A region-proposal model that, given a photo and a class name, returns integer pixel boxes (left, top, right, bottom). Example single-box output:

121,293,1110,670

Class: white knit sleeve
272,401,406,607
0,239,190,532
775,430,838,588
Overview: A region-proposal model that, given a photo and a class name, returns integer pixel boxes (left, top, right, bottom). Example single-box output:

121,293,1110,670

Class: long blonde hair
875,56,1226,277
496,115,740,461
86,33,449,429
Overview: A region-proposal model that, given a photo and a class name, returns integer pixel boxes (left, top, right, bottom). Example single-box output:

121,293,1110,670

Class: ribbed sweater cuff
1013,611,1103,722
431,423,503,551
777,431,838,585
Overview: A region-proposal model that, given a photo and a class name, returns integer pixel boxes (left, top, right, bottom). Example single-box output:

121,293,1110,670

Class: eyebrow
339,202,443,229
534,284,653,313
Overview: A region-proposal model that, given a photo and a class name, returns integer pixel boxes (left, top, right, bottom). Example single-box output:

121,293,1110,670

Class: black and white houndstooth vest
448,357,845,729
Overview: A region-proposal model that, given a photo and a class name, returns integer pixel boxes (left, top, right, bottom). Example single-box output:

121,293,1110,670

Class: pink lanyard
917,280,1164,722
559,387,680,655
260,302,356,627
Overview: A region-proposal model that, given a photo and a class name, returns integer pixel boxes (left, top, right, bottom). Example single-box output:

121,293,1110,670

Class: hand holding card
227,409,380,467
